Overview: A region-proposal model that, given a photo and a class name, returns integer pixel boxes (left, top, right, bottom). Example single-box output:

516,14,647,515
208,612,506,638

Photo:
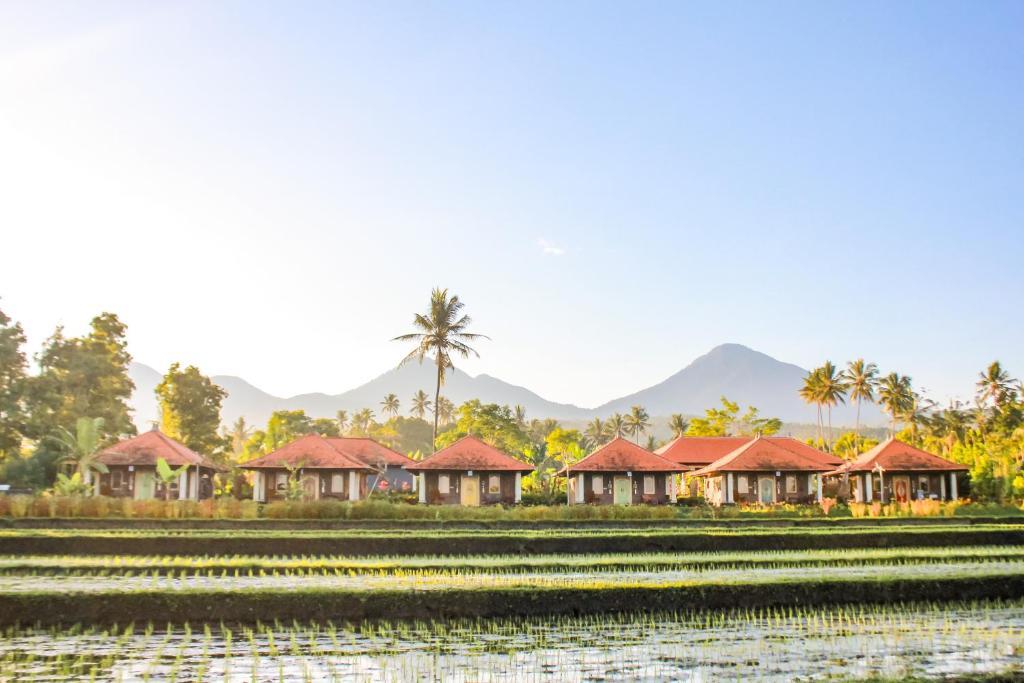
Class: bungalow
827,438,968,503
93,429,223,500
562,437,686,505
404,436,533,506
689,436,834,505
242,434,414,502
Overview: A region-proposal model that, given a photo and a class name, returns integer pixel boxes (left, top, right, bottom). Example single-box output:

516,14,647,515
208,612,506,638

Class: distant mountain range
129,343,884,430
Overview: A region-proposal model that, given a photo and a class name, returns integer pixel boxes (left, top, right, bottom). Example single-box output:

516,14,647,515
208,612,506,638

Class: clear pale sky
1,1,1022,409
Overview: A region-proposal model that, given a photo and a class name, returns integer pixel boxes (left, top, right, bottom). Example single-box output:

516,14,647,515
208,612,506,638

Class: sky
1,1,1022,410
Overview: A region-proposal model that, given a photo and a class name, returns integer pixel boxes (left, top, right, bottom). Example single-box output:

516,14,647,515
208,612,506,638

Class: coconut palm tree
393,288,488,451
436,397,455,426
624,405,650,443
845,359,878,453
335,410,348,434
222,417,253,459
606,413,626,439
668,413,689,439
351,408,375,435
584,418,606,448
818,361,850,450
513,405,527,428
799,368,825,447
381,394,400,418
410,391,432,420
878,372,913,437
48,417,109,489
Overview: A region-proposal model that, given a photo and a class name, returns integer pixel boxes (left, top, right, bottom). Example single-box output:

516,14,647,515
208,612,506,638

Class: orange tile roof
404,436,534,472
828,438,968,475
96,430,223,471
326,437,414,468
656,436,843,468
770,437,844,468
690,436,834,476
565,437,686,474
242,434,372,470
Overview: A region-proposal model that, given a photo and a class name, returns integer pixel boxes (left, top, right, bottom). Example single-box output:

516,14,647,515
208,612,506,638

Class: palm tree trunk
432,355,442,453
827,405,833,451
854,398,862,454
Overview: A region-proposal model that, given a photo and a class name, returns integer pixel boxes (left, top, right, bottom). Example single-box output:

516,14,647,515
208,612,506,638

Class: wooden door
613,476,631,505
460,475,480,506
758,477,775,504
893,476,910,503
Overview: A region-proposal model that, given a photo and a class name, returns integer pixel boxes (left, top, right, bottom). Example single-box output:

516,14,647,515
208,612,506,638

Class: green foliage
309,418,340,437
435,400,531,456
154,457,189,501
0,305,28,458
367,416,433,455
51,472,91,496
831,431,879,460
47,416,109,484
155,363,226,456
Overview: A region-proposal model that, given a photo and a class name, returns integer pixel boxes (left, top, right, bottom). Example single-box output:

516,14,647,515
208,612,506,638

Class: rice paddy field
2,525,1023,680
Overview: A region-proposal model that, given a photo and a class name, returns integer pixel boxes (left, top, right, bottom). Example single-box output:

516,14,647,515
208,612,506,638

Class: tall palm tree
410,390,432,420
668,413,689,439
335,410,348,434
513,405,527,428
584,418,606,448
818,361,850,450
900,392,934,446
878,372,913,437
977,361,1016,409
624,405,650,444
381,393,400,418
393,288,488,452
223,417,253,458
799,368,825,447
845,359,878,453
606,413,626,439
436,397,455,426
49,417,109,488
351,408,375,435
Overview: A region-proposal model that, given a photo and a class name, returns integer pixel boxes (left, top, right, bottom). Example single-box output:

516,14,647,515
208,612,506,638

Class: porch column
667,474,676,499
418,473,426,503
816,474,823,502
348,471,359,501
950,473,958,500
879,473,887,504
514,473,522,503
567,476,573,505
190,468,199,500
253,471,263,502
940,474,946,500
576,473,585,504
725,473,734,504
94,474,101,497
865,473,873,502
178,471,188,500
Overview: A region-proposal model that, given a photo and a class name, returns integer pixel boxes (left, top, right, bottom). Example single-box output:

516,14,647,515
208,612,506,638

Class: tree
545,427,582,462
878,372,914,436
310,418,340,437
367,416,433,455
799,368,825,446
26,312,136,441
668,414,689,439
381,393,400,418
584,418,606,449
845,359,879,453
155,363,226,455
350,408,376,436
47,416,109,488
410,391,432,420
335,410,349,434
434,400,530,456
393,288,488,452
513,405,527,428
606,413,626,439
735,406,782,436
686,397,740,437
436,397,455,426
624,405,650,443
263,410,314,451
155,456,189,501
0,305,27,458
222,417,253,460
977,361,1016,409
817,361,850,450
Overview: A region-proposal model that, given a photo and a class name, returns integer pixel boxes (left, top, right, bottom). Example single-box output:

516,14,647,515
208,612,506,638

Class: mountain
594,343,884,425
129,343,885,430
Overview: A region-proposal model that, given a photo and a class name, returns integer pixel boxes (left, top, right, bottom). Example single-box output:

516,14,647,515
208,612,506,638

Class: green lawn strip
1,526,1023,556
2,572,1022,625
3,546,1023,576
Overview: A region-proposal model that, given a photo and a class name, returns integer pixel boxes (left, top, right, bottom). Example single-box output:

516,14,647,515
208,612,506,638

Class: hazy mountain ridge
129,343,884,430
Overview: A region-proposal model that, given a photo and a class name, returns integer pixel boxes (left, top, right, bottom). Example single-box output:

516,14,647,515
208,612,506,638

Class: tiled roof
656,436,843,468
242,434,371,470
565,437,686,474
404,436,534,472
326,437,414,468
828,438,968,475
690,437,834,476
95,430,223,471
770,437,844,468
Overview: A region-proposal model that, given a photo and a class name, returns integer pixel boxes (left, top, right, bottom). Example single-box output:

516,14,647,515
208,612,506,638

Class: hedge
2,574,1023,625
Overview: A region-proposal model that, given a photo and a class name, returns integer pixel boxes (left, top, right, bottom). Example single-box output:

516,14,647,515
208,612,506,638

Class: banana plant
48,417,109,491
155,457,190,501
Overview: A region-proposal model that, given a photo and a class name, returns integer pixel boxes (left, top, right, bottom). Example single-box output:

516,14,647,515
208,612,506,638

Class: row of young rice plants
1,600,1022,681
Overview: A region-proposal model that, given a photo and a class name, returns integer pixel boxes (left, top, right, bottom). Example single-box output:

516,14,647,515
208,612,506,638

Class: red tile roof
828,438,968,475
690,437,834,476
404,436,534,472
242,434,372,470
656,436,843,468
326,437,414,468
96,430,223,471
564,437,686,474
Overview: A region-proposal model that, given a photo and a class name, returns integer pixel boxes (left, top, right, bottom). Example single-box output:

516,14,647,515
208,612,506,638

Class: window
643,475,655,495
276,473,288,491
331,473,345,493
785,476,797,494
592,475,603,494
736,475,748,494
111,470,123,489
488,475,501,495
918,476,930,493
438,474,450,494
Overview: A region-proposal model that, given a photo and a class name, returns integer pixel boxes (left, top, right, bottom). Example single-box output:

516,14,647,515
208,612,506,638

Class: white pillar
667,474,676,499
879,473,886,504
418,473,427,503
816,474,823,502
567,476,573,505
726,473,734,504
865,473,873,502
950,473,958,500
940,474,946,500
190,468,199,500
576,473,585,504
178,471,188,500
348,471,359,501
253,472,263,502
514,473,522,503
